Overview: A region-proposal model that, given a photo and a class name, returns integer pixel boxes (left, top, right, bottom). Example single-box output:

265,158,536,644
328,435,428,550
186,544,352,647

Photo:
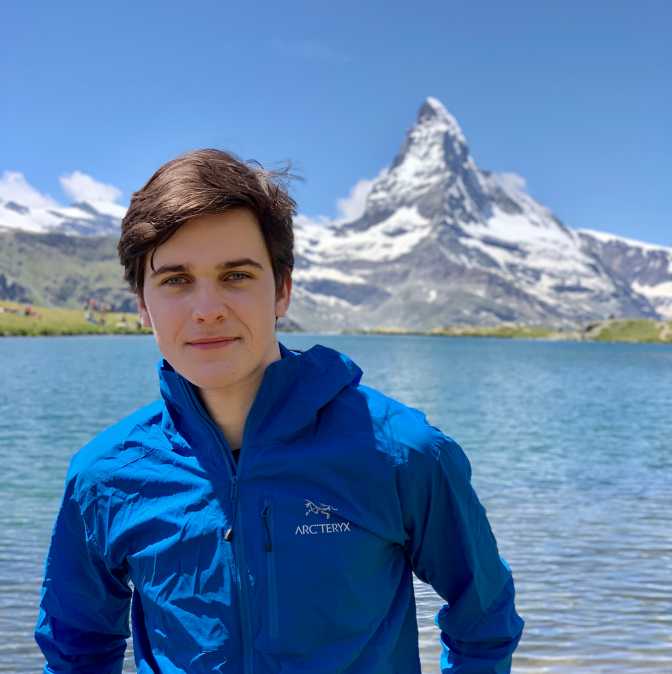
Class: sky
1,1,670,245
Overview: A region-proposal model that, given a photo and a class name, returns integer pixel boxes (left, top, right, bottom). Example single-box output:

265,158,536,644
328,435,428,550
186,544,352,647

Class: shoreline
2,300,671,344
347,319,672,344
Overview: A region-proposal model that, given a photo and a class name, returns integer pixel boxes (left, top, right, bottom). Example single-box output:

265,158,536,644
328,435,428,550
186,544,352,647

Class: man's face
137,208,291,393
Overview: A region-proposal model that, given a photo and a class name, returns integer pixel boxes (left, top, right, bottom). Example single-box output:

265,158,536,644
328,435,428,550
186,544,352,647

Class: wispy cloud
59,170,122,204
494,172,527,193
269,38,351,65
296,169,384,229
0,171,59,209
335,177,375,222
335,167,387,222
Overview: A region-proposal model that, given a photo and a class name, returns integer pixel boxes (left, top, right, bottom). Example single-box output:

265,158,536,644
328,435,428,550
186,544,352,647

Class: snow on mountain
299,206,432,262
0,169,127,237
577,229,672,319
0,197,125,237
578,228,672,255
2,99,670,328
0,199,53,233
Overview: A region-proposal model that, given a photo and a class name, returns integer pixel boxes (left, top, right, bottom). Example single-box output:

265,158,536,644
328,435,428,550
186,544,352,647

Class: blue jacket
36,343,524,673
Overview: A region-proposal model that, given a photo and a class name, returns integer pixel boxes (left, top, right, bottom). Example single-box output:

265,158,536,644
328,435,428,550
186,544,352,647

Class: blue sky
2,1,670,245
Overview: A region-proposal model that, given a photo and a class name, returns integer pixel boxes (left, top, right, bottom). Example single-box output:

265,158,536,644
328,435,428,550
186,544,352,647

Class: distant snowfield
479,209,572,246
0,197,125,236
0,200,58,232
297,206,432,263
0,169,129,236
292,267,366,285
579,228,672,254
633,280,672,298
463,207,603,283
632,281,672,318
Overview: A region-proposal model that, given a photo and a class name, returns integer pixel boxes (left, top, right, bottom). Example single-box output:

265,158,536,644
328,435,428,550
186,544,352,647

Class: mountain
1,97,671,328
288,97,671,329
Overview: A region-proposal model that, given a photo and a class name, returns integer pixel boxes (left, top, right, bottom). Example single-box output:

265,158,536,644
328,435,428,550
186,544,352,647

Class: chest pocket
255,493,404,656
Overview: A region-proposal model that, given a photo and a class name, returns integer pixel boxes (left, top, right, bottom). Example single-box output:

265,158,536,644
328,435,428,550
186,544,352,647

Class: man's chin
187,366,241,390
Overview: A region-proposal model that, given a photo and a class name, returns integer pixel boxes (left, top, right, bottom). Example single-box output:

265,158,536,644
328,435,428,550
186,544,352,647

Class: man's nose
191,284,230,322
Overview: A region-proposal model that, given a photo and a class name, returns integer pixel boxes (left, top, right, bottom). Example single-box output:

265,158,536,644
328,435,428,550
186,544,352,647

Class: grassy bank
2,299,671,343
353,319,672,344
0,300,152,336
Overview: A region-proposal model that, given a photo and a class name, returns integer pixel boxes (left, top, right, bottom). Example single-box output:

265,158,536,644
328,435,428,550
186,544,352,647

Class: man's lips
188,337,238,344
186,337,240,349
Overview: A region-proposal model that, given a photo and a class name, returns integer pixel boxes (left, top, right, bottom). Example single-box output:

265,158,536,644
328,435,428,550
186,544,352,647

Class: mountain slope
0,228,136,311
577,229,672,319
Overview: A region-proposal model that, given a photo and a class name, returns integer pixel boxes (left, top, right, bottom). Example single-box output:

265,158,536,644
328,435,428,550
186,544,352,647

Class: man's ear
275,275,292,319
137,293,152,328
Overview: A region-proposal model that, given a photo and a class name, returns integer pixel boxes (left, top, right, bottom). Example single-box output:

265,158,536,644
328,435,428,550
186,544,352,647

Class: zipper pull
261,504,273,552
225,476,239,542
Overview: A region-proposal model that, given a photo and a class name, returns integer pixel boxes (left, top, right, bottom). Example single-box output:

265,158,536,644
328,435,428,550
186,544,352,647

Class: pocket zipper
261,503,273,551
261,501,279,639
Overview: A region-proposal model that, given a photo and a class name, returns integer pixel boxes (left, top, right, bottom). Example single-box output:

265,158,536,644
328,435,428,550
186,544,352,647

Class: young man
35,149,524,673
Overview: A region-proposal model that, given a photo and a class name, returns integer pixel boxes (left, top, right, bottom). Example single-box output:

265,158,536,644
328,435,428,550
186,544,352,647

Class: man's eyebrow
150,258,264,278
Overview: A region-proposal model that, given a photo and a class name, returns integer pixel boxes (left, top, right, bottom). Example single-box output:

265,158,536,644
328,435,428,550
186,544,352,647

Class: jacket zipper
180,378,254,674
261,501,279,641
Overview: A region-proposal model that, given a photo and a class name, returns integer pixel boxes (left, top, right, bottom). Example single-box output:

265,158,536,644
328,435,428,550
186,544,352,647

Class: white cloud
336,177,375,222
0,171,59,209
59,170,122,204
335,168,388,223
494,172,527,193
296,169,385,230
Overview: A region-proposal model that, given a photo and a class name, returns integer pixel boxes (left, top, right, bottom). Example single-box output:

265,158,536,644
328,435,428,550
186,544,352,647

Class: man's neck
196,343,282,451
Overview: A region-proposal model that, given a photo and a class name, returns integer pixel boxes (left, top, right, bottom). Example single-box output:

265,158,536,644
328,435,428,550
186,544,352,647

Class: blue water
1,334,670,673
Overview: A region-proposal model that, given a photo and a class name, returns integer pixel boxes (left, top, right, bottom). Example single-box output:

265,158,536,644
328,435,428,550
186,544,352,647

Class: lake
1,334,670,673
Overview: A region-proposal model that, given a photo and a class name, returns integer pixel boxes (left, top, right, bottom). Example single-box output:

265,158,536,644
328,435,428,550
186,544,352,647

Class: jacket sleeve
35,471,132,674
398,429,524,673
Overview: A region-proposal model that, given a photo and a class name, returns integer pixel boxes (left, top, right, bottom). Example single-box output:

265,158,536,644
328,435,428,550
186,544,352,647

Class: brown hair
117,148,296,298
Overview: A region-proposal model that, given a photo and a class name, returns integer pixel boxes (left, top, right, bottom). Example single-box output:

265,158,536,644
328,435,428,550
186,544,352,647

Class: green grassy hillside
585,319,672,343
0,300,150,336
0,229,134,311
3,297,671,342
354,319,672,344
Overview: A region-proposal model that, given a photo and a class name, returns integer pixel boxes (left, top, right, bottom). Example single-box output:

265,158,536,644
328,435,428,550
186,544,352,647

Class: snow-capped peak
421,95,447,114
415,96,466,143
361,97,480,220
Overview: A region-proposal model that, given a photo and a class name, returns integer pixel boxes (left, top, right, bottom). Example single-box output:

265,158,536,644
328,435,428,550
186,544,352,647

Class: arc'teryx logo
295,499,351,536
304,499,337,519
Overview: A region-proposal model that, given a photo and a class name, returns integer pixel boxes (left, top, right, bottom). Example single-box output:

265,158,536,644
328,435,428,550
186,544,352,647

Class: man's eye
226,272,250,281
162,276,187,286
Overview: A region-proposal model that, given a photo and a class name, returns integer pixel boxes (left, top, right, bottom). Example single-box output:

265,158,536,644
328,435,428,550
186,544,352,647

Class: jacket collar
158,342,363,450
